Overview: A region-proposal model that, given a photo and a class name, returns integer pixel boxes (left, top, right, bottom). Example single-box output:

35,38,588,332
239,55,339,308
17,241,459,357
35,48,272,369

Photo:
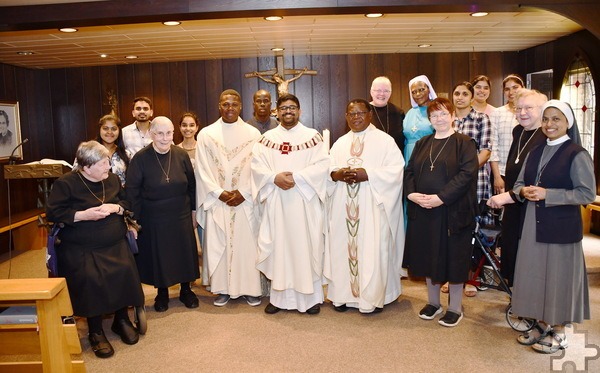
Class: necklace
154,148,172,183
429,136,452,171
137,123,149,139
77,172,105,203
372,104,389,133
515,127,539,164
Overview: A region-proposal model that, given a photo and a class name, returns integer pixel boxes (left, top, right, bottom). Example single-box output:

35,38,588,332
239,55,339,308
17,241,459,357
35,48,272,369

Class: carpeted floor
1,234,599,372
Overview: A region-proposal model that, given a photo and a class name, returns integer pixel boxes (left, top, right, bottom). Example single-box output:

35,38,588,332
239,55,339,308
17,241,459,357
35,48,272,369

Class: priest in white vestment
251,93,330,315
324,99,406,313
196,89,262,307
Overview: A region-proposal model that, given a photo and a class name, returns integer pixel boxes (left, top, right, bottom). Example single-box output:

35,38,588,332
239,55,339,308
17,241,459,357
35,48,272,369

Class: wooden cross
245,55,317,98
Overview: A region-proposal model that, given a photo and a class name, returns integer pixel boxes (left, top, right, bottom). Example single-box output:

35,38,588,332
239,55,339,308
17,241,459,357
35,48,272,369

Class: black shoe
154,293,169,312
334,304,348,312
111,318,139,345
306,304,320,315
372,307,383,314
179,289,199,309
89,331,114,358
264,303,281,314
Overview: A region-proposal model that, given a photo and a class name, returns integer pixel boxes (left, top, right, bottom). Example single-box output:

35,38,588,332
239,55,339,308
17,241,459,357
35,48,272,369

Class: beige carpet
1,234,599,373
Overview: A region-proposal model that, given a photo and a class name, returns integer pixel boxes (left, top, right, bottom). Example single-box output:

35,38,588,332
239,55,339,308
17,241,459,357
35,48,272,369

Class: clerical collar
351,125,372,135
547,134,570,146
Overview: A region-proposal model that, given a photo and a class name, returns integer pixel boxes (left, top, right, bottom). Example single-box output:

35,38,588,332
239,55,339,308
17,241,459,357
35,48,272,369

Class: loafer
111,318,139,345
244,295,261,307
305,304,320,315
264,303,281,314
213,294,230,307
179,290,199,309
334,304,349,312
154,293,169,312
438,310,463,327
89,331,114,358
418,304,442,320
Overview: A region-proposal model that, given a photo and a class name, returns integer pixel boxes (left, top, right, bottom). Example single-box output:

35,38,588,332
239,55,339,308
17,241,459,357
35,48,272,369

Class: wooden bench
582,196,600,234
0,209,46,252
0,278,85,372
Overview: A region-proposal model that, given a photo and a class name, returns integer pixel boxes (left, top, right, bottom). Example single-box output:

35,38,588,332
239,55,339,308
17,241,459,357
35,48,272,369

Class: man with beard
251,93,330,315
122,96,154,159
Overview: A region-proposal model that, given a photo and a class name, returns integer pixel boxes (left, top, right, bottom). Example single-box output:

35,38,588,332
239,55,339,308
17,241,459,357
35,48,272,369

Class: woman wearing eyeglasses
126,116,200,313
403,97,479,327
403,75,438,164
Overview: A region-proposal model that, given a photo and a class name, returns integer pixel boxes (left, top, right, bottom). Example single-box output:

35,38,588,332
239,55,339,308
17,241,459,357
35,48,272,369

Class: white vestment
324,124,406,313
251,123,330,312
195,118,262,297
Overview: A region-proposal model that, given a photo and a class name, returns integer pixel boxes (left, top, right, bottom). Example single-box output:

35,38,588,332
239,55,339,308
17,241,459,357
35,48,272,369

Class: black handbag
124,211,141,255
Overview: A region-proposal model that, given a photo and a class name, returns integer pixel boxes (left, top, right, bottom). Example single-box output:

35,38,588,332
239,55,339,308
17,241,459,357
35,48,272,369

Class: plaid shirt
489,105,518,176
456,108,492,202
122,122,153,159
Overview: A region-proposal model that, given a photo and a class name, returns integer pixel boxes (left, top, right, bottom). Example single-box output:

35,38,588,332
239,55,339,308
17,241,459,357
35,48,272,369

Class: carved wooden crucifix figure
245,55,317,98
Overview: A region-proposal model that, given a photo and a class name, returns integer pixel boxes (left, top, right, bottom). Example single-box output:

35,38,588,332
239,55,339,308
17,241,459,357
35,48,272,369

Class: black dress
370,102,406,154
126,145,199,288
500,126,546,285
46,172,144,317
403,133,479,283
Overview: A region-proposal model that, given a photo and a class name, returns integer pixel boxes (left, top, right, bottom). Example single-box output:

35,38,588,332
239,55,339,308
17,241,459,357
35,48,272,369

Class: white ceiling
0,7,583,70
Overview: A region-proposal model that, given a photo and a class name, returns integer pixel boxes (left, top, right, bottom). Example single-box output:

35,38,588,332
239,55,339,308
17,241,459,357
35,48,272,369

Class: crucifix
244,55,317,98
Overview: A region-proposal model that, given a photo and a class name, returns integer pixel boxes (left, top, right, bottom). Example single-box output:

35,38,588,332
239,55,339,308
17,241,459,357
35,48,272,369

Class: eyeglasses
278,105,298,112
346,111,369,118
515,106,536,113
372,89,391,95
411,87,428,95
429,112,451,120
152,131,174,138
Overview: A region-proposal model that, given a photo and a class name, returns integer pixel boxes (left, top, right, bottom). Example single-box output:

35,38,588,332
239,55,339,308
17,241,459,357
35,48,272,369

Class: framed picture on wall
0,101,22,161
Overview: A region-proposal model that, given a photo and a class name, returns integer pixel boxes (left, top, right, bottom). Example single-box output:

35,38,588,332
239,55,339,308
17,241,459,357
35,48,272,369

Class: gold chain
77,172,105,203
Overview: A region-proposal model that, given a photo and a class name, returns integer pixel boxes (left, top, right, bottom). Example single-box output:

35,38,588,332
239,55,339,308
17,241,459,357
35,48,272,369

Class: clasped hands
331,167,368,184
407,193,443,209
219,189,245,207
520,185,546,202
77,203,120,222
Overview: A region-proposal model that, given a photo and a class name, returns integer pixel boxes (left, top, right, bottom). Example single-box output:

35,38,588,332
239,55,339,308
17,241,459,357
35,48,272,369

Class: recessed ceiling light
17,51,34,55
264,16,283,21
162,21,181,26
470,12,489,17
271,47,285,52
59,28,78,33
365,13,383,18
100,54,108,58
418,44,432,48
125,55,138,59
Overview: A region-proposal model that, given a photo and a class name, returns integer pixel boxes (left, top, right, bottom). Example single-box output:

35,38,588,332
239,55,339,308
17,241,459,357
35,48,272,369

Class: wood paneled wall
38,50,516,162
2,30,599,225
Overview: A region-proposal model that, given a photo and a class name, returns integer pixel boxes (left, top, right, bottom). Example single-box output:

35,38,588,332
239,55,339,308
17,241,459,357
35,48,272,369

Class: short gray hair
73,140,109,171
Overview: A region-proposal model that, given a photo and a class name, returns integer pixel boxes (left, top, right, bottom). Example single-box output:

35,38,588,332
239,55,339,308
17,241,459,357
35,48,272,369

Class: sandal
517,324,551,346
441,282,449,294
464,284,477,297
532,331,568,354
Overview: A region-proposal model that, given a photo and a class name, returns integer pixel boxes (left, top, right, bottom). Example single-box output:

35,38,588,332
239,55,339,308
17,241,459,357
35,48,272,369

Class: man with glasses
122,96,154,159
324,99,405,314
196,89,263,308
251,93,330,315
369,76,406,153
247,89,278,134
